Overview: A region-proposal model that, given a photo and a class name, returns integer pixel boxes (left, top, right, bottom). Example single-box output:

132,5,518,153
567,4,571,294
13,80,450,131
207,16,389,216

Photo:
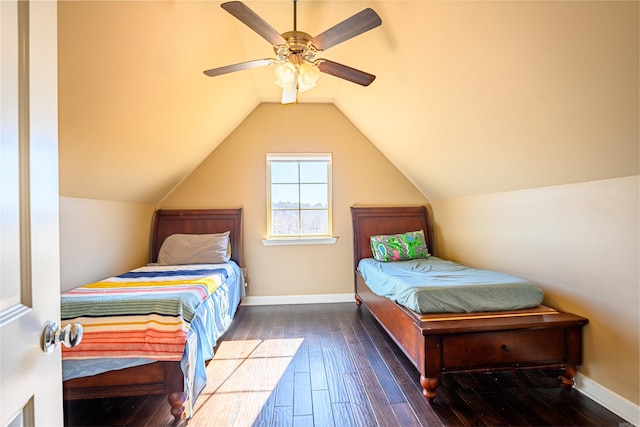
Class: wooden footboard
355,273,588,402
63,361,186,418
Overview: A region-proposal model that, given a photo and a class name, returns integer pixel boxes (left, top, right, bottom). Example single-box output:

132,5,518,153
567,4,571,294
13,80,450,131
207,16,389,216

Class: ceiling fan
203,1,382,104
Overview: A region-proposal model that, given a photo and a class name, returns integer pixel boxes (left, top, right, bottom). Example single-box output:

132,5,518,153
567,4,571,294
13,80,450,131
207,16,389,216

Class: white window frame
263,153,337,245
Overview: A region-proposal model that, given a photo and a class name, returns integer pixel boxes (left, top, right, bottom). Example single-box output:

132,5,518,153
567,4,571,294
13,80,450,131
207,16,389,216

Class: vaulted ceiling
57,1,638,205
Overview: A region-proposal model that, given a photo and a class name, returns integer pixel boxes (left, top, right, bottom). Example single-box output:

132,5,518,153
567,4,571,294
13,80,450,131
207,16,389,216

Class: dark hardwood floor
64,303,629,427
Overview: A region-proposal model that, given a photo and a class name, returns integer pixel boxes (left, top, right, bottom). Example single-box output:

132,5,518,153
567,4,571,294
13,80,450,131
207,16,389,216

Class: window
266,153,334,243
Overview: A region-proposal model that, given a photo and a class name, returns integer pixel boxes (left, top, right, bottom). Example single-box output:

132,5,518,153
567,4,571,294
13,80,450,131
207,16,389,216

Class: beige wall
160,103,428,297
59,197,156,292
431,175,639,405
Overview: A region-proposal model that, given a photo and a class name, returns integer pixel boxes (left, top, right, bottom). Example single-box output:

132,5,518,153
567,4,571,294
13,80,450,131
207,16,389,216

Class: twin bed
61,208,244,419
351,206,588,402
61,205,588,419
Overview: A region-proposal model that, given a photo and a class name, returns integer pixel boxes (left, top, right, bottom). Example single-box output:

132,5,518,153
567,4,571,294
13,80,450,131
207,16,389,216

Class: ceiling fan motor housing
275,31,317,63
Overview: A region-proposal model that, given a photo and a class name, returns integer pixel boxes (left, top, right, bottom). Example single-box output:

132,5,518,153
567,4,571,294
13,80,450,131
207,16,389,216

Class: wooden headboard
151,208,243,267
351,206,432,270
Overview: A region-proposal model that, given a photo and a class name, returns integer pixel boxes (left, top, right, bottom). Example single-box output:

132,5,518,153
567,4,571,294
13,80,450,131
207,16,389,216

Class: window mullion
297,162,302,235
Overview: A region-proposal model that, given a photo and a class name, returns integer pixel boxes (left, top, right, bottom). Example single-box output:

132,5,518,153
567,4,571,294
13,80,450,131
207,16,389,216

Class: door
1,1,62,425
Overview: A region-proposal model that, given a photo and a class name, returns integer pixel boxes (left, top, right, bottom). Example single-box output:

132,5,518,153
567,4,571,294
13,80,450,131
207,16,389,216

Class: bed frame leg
355,294,362,306
420,375,439,403
560,365,577,389
168,392,186,419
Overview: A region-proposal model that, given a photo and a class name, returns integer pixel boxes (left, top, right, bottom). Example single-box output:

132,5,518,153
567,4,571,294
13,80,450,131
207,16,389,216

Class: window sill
262,237,338,246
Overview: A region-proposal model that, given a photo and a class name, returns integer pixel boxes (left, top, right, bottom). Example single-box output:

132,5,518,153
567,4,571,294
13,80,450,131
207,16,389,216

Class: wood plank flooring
64,303,629,427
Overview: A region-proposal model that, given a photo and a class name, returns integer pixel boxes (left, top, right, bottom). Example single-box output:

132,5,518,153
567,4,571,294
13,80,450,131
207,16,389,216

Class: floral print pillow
370,230,430,262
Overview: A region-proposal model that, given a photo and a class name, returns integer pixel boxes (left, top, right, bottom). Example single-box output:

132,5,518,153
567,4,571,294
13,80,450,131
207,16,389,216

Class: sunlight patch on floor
190,338,304,426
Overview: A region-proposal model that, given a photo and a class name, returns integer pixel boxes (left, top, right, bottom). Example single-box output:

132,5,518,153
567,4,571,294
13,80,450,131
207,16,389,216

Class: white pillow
157,232,230,265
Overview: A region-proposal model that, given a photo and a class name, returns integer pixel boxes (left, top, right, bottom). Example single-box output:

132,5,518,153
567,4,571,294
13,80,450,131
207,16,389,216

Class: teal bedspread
358,257,543,313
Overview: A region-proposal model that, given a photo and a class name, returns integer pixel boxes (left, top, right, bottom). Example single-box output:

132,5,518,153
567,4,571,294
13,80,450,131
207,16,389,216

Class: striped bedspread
61,264,232,361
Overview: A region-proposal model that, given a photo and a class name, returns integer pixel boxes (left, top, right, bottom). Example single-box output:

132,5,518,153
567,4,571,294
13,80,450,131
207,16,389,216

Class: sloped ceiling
58,1,638,204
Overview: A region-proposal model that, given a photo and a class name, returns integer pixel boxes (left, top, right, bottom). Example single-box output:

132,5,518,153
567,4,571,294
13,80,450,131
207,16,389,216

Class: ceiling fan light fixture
297,62,320,92
274,60,320,97
274,61,297,90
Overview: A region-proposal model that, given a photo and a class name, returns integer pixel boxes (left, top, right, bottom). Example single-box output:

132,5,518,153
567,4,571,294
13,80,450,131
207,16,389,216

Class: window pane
272,210,300,235
271,183,299,209
300,162,326,183
300,183,327,208
271,162,299,183
301,210,328,235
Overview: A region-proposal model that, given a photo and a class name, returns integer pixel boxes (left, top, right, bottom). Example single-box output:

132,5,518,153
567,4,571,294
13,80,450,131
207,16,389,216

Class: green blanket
358,257,544,313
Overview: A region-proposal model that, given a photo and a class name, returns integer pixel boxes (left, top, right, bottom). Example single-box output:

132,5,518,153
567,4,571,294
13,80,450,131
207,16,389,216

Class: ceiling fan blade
203,58,275,77
317,60,376,86
310,8,381,52
221,1,287,46
281,85,297,104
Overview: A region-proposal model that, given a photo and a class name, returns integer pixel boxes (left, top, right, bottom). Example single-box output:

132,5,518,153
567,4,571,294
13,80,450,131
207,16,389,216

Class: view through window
267,153,332,238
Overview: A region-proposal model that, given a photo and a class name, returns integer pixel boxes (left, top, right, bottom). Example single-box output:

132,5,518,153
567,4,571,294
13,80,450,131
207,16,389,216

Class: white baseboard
239,296,639,425
241,293,355,306
575,373,639,425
